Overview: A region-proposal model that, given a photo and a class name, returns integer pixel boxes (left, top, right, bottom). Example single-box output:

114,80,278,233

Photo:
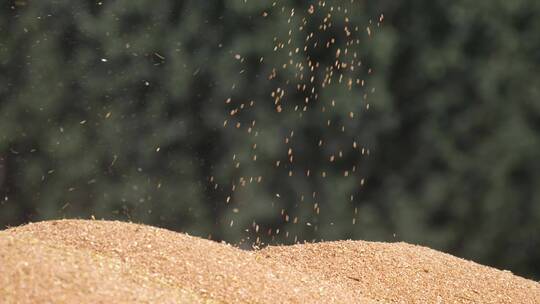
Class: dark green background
1,0,539,279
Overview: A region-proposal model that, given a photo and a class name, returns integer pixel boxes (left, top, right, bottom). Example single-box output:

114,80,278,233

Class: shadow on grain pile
1,220,538,303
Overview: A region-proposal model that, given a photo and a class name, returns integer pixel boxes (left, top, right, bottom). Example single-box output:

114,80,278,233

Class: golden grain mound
0,220,538,303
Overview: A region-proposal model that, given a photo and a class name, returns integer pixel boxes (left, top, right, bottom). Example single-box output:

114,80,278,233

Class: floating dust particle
154,52,165,60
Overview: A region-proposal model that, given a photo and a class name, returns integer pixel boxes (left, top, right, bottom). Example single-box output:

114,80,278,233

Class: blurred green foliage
1,0,539,279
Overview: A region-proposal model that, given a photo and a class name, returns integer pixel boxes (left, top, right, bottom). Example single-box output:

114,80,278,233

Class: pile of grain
1,220,538,303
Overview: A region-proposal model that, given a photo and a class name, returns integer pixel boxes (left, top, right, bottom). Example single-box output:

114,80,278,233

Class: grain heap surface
1,220,538,303
259,241,540,303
